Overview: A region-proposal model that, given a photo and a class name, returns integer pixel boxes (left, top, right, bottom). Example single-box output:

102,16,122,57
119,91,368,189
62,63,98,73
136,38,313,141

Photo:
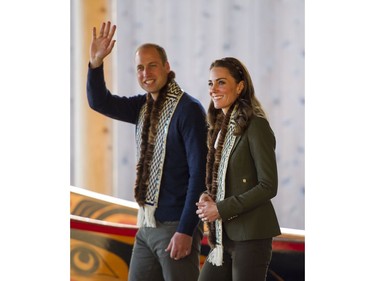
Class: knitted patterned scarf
134,79,184,228
206,105,238,266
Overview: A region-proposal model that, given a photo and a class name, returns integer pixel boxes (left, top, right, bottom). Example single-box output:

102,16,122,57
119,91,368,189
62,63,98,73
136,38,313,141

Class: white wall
106,0,304,229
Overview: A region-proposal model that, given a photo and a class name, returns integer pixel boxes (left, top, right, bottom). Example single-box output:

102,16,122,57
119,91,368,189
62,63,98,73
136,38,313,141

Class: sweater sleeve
176,99,208,235
86,63,146,124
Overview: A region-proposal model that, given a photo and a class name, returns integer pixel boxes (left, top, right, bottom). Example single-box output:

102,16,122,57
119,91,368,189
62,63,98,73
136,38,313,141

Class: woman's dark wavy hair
207,57,267,137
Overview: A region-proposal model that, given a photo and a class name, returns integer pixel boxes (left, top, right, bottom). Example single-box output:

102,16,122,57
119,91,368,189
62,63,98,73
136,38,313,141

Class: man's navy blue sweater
87,65,207,236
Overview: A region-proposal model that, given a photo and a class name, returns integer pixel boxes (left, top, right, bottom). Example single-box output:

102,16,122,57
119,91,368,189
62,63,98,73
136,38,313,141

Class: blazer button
242,179,247,183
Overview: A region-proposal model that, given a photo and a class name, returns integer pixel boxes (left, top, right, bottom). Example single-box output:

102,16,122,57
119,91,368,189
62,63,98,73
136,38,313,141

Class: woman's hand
196,194,221,223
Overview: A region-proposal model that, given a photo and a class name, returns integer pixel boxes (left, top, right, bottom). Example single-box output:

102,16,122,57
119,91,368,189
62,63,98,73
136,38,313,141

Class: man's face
135,47,170,96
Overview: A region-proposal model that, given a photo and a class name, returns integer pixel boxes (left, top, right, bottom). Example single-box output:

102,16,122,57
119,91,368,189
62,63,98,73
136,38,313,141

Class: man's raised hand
89,21,117,68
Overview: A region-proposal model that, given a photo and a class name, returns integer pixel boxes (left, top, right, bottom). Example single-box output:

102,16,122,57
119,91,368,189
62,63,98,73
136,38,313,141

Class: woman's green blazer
216,116,281,241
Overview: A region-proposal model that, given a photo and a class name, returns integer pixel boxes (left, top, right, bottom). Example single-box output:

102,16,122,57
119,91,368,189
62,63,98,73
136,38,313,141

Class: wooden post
71,0,114,195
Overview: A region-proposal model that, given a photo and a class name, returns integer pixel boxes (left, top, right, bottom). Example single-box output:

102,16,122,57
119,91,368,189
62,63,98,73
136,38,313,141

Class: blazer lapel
229,134,242,157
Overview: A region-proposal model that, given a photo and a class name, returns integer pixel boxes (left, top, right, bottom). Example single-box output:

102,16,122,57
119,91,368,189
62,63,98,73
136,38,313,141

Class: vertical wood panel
73,0,114,195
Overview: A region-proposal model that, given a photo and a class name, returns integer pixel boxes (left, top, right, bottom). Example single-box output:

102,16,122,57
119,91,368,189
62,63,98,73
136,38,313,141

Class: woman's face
208,67,243,115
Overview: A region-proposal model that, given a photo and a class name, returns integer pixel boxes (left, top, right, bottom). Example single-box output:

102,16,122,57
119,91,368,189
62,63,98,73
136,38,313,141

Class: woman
196,57,281,281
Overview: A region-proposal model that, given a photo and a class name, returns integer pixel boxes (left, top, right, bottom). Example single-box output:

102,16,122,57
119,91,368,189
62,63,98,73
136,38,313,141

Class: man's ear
165,61,171,72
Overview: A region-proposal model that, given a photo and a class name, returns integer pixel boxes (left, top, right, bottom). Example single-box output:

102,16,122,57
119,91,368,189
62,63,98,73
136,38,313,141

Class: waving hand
90,21,117,68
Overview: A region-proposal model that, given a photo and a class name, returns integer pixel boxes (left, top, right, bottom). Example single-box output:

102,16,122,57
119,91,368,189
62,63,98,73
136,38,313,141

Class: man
86,21,207,281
